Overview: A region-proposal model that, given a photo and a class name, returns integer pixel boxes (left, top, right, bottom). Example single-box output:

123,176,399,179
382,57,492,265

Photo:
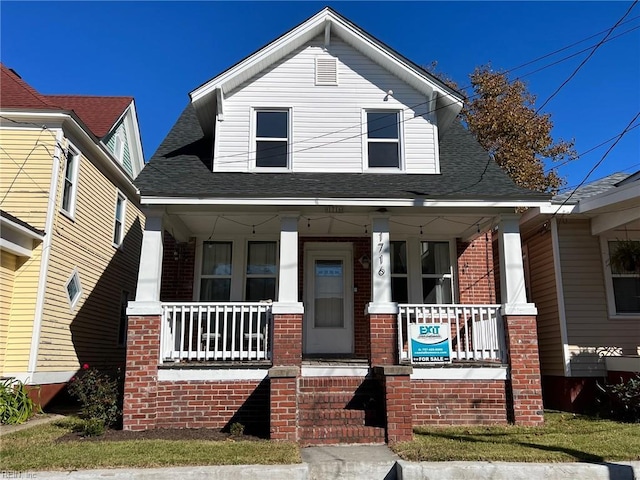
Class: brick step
298,408,369,427
299,426,386,446
297,392,376,409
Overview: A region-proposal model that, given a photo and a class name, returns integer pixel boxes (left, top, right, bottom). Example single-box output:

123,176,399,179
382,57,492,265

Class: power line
551,110,640,215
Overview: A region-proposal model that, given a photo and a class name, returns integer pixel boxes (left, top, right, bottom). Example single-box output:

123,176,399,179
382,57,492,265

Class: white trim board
6,370,76,385
301,365,369,377
158,368,269,382
411,366,507,381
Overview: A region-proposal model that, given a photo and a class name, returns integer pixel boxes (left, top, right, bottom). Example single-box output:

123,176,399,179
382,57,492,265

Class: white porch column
367,215,398,314
273,215,303,314
128,210,164,315
498,214,537,315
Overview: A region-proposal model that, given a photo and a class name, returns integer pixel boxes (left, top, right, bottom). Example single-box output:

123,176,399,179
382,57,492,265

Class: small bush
67,364,121,429
598,374,640,422
0,378,39,425
230,422,245,436
82,418,106,437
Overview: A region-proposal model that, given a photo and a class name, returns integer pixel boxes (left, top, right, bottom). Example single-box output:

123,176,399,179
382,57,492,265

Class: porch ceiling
166,209,500,238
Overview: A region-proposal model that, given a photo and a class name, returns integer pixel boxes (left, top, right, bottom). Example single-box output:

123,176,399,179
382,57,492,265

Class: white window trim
249,107,293,172
114,130,125,164
113,190,126,248
244,239,279,302
362,108,405,172
392,236,456,304
117,290,129,347
65,268,82,312
60,142,80,220
193,236,279,302
600,235,640,320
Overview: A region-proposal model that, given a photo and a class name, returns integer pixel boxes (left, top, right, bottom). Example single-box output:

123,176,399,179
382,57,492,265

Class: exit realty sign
410,323,452,363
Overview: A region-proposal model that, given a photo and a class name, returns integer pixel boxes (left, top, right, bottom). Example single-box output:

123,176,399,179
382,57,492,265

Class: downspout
27,128,63,378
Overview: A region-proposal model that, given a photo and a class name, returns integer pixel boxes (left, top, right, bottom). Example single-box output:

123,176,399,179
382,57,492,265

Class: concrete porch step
299,425,386,446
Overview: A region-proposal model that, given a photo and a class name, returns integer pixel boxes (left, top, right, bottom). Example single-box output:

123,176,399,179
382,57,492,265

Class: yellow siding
559,220,638,377
0,251,17,372
0,128,56,230
38,141,144,371
523,230,565,376
1,247,41,374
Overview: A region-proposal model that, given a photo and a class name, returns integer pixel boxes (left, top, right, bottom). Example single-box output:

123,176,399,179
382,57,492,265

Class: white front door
304,244,354,355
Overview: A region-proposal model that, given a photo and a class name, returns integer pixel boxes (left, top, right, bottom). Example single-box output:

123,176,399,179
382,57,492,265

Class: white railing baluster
397,304,504,364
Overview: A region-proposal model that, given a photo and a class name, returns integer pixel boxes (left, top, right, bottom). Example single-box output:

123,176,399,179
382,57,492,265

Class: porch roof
135,104,549,202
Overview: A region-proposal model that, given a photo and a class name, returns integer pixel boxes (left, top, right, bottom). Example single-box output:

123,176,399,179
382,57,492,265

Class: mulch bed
56,428,264,443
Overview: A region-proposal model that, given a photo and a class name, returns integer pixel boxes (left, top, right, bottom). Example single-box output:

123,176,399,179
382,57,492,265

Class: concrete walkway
4,444,639,480
0,413,65,434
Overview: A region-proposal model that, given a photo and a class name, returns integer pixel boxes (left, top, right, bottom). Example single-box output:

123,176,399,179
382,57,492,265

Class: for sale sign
410,323,452,363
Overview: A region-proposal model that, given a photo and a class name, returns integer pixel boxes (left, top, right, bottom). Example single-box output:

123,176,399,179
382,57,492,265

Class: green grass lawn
0,418,301,471
392,412,640,462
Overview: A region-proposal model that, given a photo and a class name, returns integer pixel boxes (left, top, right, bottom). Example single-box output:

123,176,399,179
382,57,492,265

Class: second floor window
255,110,289,168
113,192,126,247
366,111,400,168
61,146,79,217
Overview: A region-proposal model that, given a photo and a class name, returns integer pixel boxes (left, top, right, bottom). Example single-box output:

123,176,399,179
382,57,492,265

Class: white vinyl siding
559,220,639,377
215,37,436,173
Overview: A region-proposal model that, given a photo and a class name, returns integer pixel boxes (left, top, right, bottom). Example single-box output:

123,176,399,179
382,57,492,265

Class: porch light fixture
359,254,371,269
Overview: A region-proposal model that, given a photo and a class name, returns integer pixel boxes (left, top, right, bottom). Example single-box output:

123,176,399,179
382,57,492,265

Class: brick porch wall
272,314,303,366
161,232,195,302
504,314,544,425
413,380,508,425
456,233,497,304
299,237,371,359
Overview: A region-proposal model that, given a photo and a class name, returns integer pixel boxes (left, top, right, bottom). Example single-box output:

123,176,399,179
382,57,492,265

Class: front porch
124,208,544,443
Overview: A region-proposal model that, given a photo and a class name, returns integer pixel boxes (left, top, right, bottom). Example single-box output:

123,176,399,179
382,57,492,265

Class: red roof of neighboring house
1,64,132,139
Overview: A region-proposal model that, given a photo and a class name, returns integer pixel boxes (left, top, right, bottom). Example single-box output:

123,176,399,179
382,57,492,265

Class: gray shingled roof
135,104,548,201
552,173,631,204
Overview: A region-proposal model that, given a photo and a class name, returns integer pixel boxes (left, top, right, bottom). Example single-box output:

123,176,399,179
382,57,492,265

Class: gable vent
316,57,338,85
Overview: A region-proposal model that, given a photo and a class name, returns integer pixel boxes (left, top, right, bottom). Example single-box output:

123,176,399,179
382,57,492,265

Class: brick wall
269,367,299,442
456,233,497,304
370,314,396,366
272,314,302,366
413,379,508,425
161,232,195,302
299,237,371,359
156,379,269,436
504,315,544,425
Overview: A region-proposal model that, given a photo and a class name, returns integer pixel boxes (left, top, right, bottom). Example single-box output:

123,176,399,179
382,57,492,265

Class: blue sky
2,1,638,191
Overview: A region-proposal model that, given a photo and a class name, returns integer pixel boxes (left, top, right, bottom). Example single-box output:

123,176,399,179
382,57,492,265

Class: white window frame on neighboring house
363,109,404,171
600,236,640,319
113,191,126,248
114,130,125,164
250,108,292,171
117,290,129,347
65,269,82,311
60,143,80,219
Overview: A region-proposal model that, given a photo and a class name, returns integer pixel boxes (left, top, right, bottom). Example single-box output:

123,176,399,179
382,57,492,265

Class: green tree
429,64,576,193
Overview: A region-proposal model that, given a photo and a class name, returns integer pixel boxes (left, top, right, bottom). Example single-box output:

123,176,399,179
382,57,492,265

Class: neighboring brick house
521,172,640,412
0,65,145,406
125,8,548,444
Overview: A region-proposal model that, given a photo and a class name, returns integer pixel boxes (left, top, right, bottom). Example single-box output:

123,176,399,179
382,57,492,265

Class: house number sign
377,233,385,276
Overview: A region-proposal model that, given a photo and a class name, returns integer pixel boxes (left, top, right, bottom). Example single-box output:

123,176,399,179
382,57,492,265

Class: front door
304,244,354,355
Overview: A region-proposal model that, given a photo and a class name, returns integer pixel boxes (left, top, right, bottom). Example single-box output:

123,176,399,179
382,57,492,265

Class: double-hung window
61,146,79,217
607,240,640,315
366,111,401,169
421,241,453,303
113,192,126,247
255,110,289,168
200,242,233,301
390,241,409,303
245,241,277,301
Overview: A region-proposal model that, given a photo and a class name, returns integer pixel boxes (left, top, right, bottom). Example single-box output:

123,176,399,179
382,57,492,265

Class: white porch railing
161,303,272,363
398,304,506,363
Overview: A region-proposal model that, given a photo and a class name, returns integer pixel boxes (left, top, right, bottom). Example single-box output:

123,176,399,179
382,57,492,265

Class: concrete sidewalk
6,445,640,480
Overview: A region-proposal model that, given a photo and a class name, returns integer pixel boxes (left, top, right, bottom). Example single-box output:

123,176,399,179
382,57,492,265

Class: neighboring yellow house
0,64,145,406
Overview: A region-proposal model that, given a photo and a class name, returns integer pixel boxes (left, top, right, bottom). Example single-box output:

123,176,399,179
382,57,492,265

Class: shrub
597,374,640,422
0,378,39,425
230,422,245,436
68,364,121,430
82,418,106,436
